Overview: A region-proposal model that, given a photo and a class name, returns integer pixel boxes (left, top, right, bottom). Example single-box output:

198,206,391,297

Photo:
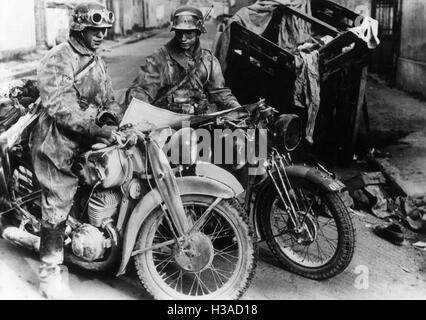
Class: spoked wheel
260,177,355,280
133,195,256,300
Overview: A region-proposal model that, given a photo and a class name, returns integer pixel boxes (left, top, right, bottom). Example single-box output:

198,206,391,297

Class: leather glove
104,101,124,123
97,110,119,127
89,125,117,145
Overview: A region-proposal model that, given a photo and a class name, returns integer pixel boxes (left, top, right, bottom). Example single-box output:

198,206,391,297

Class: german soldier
31,2,123,299
125,5,242,114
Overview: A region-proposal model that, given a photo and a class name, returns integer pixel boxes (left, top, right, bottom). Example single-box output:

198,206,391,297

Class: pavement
0,22,425,300
365,76,426,197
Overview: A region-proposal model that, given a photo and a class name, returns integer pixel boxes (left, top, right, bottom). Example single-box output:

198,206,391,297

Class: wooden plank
351,66,369,157
362,97,370,134
315,0,361,25
279,5,340,36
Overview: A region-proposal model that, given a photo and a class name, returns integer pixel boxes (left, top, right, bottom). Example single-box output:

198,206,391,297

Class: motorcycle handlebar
213,100,277,129
112,127,145,148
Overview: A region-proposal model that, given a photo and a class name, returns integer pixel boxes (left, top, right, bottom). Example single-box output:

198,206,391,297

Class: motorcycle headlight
273,114,302,152
168,127,198,166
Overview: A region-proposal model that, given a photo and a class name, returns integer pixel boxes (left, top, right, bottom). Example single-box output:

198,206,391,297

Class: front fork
263,152,314,240
147,139,191,238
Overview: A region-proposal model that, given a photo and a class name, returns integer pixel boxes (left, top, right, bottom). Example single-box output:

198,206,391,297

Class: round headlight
169,127,198,166
273,114,302,152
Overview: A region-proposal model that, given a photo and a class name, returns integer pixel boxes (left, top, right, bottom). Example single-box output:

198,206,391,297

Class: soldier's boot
38,221,72,300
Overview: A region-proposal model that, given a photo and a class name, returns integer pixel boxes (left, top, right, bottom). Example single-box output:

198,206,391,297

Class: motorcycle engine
72,224,107,261
71,190,121,262
87,189,122,227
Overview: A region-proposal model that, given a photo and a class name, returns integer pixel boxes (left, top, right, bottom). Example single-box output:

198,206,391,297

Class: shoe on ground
373,223,404,246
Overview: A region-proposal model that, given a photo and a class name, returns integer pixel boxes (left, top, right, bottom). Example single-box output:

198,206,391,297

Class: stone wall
396,0,426,95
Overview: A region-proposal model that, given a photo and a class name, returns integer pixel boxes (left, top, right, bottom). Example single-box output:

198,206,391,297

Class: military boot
38,221,72,300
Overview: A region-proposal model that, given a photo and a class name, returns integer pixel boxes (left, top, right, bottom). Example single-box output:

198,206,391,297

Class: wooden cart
221,0,372,166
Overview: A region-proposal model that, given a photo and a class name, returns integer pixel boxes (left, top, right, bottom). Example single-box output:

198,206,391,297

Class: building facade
334,0,426,97
0,0,178,60
395,0,426,95
143,0,178,29
0,0,37,60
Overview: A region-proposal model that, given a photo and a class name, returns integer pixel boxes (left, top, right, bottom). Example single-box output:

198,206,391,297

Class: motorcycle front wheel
259,176,355,280
133,195,257,300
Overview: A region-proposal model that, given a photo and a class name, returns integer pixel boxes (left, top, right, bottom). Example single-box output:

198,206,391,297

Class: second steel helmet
171,5,207,33
70,2,115,32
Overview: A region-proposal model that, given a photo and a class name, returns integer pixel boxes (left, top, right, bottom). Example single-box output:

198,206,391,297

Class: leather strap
153,50,212,106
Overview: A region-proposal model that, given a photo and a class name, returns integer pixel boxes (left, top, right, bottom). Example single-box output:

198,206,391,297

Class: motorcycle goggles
85,9,115,26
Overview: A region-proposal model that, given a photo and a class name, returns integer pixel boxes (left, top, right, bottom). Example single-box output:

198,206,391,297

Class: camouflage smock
30,36,123,225
125,37,241,114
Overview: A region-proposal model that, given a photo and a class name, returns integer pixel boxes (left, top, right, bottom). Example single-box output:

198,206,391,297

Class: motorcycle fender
258,165,346,194
286,165,346,193
117,175,238,276
194,161,244,196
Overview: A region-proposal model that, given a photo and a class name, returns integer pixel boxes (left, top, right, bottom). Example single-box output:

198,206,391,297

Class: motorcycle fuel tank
78,145,146,189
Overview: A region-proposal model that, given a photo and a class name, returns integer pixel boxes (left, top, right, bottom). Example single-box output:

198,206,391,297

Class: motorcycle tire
259,176,355,280
133,195,257,300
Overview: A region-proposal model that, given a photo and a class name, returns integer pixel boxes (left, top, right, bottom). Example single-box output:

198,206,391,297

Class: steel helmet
70,2,115,32
171,5,206,33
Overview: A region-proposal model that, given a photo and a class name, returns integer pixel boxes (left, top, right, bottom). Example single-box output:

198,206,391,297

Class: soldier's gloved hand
104,101,124,123
97,110,119,127
90,125,118,145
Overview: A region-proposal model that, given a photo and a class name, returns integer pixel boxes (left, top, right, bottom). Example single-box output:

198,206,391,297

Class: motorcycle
0,101,257,300
183,101,356,280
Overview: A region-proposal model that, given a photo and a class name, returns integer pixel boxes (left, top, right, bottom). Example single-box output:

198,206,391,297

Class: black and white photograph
0,0,425,303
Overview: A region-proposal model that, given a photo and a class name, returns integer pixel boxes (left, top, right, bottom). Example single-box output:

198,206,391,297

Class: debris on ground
344,171,396,219
343,153,426,238
412,241,426,251
341,151,426,251
404,195,426,231
399,265,412,273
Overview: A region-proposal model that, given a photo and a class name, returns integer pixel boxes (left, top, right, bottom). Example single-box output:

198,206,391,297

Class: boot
38,221,73,300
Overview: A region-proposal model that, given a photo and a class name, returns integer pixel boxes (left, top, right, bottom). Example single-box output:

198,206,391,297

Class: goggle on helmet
72,8,115,31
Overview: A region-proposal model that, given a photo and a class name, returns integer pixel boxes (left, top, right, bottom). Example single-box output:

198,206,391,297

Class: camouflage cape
30,36,123,225
125,37,241,114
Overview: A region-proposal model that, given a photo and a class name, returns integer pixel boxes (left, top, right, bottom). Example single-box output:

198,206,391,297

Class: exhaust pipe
1,226,40,252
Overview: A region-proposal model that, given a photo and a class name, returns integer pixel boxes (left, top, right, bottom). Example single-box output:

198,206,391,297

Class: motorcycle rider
30,2,123,299
125,5,242,114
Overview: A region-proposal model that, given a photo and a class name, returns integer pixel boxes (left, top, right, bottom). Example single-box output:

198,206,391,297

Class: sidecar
0,97,40,217
214,0,376,165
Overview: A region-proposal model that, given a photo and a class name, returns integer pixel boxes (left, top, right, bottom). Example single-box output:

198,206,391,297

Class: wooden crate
222,1,372,165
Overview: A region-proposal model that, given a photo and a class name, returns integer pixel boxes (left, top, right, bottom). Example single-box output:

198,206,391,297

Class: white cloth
121,98,192,128
349,15,380,49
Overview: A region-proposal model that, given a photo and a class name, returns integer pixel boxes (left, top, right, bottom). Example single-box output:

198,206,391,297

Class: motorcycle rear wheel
133,195,257,300
260,177,355,280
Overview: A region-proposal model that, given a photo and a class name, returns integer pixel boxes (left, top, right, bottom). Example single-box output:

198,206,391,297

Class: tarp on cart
213,0,321,143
